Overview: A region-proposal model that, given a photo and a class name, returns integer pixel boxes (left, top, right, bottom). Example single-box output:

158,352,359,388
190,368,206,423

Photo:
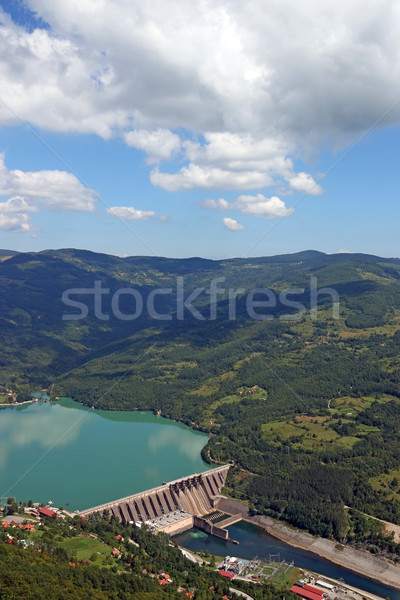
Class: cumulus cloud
0,212,34,233
124,129,181,162
151,133,321,193
106,206,155,220
203,193,293,220
12,1,400,136
0,153,99,231
233,194,293,218
150,163,275,191
2,1,400,194
288,172,323,195
0,154,98,211
223,217,245,231
202,198,229,211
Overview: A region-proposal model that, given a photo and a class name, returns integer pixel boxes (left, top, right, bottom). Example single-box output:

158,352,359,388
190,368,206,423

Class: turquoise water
0,398,210,510
175,522,400,600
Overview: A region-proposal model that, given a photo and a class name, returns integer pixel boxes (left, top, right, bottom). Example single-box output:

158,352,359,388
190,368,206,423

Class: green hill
2,248,400,550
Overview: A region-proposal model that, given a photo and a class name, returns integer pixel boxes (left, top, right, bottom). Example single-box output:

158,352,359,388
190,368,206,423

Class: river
0,398,210,510
175,521,400,600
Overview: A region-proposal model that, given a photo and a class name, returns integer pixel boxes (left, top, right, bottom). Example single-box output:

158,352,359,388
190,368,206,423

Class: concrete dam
80,465,233,537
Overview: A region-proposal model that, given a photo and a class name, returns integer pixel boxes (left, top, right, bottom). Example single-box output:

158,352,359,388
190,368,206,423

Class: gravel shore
216,497,400,591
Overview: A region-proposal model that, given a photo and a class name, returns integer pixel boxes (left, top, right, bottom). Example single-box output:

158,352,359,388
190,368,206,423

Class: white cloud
203,193,293,220
202,198,229,211
0,196,38,214
106,206,155,220
124,129,181,162
233,194,293,218
152,133,320,193
2,1,400,194
223,217,245,231
0,154,98,231
0,196,38,232
0,154,98,211
0,212,34,232
150,163,275,191
288,172,323,195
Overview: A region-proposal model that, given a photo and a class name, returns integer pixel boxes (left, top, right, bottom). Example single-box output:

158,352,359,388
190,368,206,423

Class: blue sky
0,1,399,259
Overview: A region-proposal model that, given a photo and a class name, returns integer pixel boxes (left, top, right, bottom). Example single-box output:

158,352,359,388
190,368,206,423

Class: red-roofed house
303,585,325,596
291,585,324,600
39,508,57,518
218,569,235,580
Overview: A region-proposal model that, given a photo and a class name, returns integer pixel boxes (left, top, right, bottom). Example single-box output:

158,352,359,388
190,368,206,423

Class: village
0,384,52,406
0,499,248,599
1,498,385,600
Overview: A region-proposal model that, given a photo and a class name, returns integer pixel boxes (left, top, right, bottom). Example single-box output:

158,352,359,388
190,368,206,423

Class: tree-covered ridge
1,248,400,550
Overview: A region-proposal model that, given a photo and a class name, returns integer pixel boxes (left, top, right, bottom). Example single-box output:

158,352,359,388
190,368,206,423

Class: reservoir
0,398,210,510
1,399,399,599
175,522,400,600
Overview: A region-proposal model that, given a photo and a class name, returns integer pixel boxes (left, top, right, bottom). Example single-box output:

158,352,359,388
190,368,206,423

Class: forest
1,248,400,555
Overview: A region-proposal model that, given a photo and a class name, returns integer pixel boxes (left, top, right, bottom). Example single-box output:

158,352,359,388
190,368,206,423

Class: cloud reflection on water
0,403,84,470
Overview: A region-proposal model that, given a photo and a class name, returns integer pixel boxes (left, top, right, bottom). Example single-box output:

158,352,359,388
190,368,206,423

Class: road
229,587,255,600
178,547,203,564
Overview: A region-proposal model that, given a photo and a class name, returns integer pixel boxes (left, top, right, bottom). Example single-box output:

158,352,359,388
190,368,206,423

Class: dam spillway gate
80,465,232,537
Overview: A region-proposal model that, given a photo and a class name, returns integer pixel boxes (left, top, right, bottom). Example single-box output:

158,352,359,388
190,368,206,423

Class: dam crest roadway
80,465,232,538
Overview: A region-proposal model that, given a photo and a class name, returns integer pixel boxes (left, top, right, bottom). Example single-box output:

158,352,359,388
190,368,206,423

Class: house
290,586,324,600
39,508,57,519
218,569,235,580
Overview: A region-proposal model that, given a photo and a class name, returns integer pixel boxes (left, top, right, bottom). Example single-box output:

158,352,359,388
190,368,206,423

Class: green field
260,396,390,452
370,466,400,497
59,536,119,568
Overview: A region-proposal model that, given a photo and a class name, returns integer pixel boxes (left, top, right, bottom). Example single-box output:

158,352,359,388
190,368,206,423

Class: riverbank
216,498,400,591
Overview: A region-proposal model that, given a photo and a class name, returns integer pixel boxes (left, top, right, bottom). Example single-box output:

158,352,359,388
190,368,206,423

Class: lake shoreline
216,497,400,591
0,400,36,407
0,398,210,511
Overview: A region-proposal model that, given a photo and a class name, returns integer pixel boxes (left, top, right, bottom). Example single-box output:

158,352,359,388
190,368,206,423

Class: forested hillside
1,508,281,599
1,248,400,550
